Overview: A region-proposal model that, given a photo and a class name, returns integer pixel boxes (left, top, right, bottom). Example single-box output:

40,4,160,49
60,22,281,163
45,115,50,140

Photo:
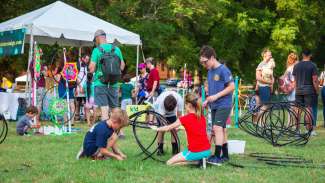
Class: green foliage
0,0,324,83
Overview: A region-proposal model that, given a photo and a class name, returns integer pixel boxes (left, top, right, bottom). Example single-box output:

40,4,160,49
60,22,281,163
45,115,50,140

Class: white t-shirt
154,91,184,117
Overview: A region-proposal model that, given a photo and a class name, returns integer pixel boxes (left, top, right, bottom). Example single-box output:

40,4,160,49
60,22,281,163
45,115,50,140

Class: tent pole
63,48,71,133
136,45,139,103
25,25,34,105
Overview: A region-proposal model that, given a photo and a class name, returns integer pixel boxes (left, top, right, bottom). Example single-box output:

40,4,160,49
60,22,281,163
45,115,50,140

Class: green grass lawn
1,118,325,183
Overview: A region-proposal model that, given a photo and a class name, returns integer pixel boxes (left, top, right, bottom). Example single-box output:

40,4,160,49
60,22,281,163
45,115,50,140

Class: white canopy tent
15,74,27,82
0,1,141,46
0,1,141,131
0,0,141,97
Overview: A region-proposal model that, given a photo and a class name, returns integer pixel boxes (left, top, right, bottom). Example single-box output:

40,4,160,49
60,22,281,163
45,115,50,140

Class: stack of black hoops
239,102,313,146
0,114,8,144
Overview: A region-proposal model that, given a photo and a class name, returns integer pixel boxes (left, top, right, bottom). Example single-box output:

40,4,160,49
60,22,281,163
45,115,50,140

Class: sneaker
118,134,126,139
157,149,165,156
76,147,85,160
221,157,229,162
311,131,317,136
207,156,223,166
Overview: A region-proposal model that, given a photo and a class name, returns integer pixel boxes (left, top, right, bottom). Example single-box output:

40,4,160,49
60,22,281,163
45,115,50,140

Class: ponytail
185,93,202,119
195,99,202,119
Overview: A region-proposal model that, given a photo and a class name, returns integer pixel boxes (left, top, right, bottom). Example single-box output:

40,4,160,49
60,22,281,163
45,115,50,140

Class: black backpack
98,45,121,84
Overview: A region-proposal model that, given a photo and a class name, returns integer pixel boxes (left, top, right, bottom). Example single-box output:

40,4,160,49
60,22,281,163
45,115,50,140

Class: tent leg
25,27,34,105
136,45,139,103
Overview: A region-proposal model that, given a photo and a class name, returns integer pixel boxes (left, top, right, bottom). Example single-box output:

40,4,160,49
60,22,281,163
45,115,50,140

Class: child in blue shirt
200,45,235,165
16,106,39,136
76,108,129,160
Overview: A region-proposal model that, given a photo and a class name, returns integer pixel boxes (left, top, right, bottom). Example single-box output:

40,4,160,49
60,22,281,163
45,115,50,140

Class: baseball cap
145,57,154,64
93,29,106,41
138,63,146,69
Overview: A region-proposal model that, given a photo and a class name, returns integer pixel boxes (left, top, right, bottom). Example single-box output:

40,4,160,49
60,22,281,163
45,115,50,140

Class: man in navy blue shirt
77,108,129,160
200,46,235,166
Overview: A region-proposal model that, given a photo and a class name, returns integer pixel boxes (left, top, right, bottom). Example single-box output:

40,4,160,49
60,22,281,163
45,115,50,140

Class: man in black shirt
292,49,319,132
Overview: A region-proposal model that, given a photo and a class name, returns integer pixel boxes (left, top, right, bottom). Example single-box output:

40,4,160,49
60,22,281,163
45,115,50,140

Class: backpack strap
110,45,115,54
97,46,105,54
98,45,115,54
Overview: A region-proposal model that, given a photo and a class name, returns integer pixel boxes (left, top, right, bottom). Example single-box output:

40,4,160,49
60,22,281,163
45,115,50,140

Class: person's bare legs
85,108,92,127
157,132,165,143
166,152,187,166
100,106,109,120
70,100,75,125
214,125,224,147
223,128,228,144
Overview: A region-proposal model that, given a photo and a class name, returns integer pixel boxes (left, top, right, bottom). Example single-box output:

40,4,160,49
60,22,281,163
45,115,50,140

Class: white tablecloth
0,92,27,120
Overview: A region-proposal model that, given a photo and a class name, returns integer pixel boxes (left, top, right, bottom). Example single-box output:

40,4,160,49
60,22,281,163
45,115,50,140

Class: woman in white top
255,48,275,104
285,52,298,101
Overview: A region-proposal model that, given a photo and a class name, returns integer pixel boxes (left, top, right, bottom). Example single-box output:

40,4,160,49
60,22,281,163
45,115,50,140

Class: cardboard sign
126,105,148,122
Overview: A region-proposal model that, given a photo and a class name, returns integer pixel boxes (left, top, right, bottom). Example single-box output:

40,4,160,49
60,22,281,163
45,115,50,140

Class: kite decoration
33,43,42,78
61,62,78,81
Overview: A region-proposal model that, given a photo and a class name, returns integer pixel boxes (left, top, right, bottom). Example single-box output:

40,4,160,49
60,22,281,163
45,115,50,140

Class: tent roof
15,74,27,82
0,1,141,46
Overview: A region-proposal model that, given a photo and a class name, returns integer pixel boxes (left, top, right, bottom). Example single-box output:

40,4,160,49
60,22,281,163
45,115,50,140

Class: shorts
121,99,132,110
85,97,97,109
182,148,211,161
36,87,46,108
83,145,100,157
295,94,316,107
211,108,231,128
258,86,271,104
94,86,118,108
165,115,177,124
75,97,86,105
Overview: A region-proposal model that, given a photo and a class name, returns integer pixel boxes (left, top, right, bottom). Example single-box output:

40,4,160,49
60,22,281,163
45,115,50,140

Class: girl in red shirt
156,93,211,166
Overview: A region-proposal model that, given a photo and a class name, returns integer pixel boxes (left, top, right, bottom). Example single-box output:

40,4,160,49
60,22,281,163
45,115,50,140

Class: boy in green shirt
120,74,134,110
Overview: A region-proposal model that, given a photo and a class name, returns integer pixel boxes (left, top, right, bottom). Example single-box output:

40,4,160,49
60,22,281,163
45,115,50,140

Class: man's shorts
94,86,118,108
182,148,211,161
211,108,231,128
295,94,316,107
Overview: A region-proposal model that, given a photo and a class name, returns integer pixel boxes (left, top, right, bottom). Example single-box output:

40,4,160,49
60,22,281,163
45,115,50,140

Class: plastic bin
228,140,246,154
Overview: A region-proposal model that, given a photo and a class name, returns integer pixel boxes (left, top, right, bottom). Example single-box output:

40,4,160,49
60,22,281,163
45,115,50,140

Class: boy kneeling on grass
76,108,129,160
155,93,211,166
16,106,39,136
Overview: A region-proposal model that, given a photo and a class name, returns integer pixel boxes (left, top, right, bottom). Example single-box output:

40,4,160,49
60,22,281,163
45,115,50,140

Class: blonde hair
185,93,202,118
261,48,271,58
287,52,298,68
110,108,129,128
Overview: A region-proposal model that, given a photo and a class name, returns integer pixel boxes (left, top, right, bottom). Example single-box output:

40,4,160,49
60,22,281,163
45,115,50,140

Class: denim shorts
258,86,271,104
182,148,211,161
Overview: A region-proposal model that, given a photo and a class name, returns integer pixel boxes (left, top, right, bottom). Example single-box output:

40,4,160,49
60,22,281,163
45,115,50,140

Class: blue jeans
258,86,271,104
322,87,325,127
